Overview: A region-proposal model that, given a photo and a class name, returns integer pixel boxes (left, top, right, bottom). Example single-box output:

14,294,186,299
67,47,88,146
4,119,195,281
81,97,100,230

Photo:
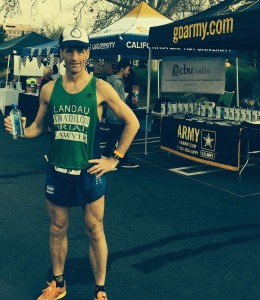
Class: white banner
161,56,225,94
14,56,65,77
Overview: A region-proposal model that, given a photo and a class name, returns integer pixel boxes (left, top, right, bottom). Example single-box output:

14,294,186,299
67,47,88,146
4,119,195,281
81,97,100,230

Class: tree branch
0,0,21,21
0,0,221,33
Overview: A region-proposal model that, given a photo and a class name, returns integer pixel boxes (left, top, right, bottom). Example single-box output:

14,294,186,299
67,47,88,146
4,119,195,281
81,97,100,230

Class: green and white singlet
47,76,100,170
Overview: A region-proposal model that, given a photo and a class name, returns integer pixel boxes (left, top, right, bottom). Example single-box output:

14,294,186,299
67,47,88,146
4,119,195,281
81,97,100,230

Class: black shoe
120,161,139,168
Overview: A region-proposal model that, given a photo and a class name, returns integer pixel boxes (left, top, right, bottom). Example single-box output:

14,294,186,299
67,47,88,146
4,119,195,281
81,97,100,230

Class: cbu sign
161,56,225,94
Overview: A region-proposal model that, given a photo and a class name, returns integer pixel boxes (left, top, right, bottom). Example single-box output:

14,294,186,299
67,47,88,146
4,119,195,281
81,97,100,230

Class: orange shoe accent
94,291,108,300
37,280,66,300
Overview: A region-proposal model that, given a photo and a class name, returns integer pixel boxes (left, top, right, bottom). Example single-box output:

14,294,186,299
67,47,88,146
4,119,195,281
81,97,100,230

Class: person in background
7,69,15,88
39,66,53,94
124,66,138,109
52,64,60,80
26,77,37,93
20,76,27,91
86,61,94,75
225,59,231,68
0,79,5,88
103,58,140,168
26,77,37,86
4,26,139,300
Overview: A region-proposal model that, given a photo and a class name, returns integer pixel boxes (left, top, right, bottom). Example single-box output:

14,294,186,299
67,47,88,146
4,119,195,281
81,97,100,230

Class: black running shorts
45,163,106,207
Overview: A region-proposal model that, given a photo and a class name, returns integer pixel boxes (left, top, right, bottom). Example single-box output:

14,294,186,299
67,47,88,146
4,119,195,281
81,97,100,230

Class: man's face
60,47,90,75
122,66,131,78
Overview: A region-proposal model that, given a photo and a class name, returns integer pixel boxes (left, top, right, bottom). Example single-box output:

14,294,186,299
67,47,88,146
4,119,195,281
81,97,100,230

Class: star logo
201,130,216,151
203,133,214,148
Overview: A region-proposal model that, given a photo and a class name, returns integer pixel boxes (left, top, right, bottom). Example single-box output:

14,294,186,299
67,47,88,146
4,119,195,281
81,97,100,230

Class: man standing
103,59,139,168
4,26,139,300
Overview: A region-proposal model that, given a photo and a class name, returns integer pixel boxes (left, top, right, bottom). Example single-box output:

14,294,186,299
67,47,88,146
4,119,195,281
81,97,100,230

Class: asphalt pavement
1,114,260,300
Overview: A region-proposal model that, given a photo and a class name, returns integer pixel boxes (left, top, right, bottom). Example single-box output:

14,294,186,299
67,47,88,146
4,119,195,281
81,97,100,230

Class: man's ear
59,48,64,59
86,48,90,59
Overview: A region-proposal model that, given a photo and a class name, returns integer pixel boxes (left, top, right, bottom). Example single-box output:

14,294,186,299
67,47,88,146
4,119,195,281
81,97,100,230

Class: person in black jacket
103,59,139,168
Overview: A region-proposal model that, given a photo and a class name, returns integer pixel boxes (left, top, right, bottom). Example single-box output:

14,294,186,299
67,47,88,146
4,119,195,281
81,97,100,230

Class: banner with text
161,56,225,94
160,116,241,171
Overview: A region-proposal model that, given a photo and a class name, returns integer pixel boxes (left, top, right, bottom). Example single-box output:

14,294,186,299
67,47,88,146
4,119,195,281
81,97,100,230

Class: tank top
47,76,100,170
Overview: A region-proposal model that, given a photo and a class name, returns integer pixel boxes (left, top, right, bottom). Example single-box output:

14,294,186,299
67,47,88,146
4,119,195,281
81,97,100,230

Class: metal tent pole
145,47,152,155
157,59,160,99
5,54,11,87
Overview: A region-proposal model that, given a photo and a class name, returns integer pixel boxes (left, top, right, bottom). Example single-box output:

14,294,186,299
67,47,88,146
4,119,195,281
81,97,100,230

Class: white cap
59,26,89,48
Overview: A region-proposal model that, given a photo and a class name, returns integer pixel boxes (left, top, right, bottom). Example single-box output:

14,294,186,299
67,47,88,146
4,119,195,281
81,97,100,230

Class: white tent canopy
89,1,172,58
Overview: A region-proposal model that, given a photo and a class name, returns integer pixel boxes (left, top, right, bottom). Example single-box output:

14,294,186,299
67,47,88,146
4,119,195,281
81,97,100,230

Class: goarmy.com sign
173,17,233,44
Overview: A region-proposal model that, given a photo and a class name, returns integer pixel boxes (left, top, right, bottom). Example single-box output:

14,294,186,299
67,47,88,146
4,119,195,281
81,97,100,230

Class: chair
239,121,260,183
218,91,234,107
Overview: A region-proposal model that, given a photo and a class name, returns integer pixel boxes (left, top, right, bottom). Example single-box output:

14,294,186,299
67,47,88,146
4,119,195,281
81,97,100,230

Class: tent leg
5,54,11,87
157,59,160,99
145,47,152,155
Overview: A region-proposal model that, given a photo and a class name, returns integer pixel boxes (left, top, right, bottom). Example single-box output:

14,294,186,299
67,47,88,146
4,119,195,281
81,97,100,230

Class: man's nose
71,50,80,59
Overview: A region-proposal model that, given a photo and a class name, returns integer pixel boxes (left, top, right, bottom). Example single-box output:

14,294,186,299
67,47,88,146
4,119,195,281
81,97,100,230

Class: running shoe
94,291,108,300
37,280,66,300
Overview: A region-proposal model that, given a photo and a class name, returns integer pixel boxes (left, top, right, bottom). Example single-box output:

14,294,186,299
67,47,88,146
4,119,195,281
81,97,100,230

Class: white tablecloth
0,88,19,115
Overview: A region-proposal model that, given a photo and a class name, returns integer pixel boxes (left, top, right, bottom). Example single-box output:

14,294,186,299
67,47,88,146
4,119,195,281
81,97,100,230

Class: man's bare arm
4,82,53,138
24,82,54,138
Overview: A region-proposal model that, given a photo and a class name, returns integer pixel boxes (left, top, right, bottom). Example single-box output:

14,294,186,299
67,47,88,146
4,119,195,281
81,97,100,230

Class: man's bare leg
83,195,108,285
47,200,70,276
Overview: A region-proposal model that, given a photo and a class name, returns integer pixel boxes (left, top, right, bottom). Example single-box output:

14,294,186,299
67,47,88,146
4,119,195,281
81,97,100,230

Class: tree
0,25,8,69
0,0,223,32
0,24,7,43
0,0,21,21
39,20,64,40
69,0,224,31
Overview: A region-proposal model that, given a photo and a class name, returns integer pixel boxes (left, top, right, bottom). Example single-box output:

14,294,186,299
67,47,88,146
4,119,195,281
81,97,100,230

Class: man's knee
85,221,104,242
50,220,68,238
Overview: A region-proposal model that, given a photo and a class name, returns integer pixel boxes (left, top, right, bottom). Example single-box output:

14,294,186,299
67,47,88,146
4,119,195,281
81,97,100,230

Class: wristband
110,152,122,162
114,150,124,159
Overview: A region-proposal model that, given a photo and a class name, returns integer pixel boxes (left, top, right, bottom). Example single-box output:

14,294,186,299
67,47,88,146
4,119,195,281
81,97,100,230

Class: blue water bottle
10,104,24,139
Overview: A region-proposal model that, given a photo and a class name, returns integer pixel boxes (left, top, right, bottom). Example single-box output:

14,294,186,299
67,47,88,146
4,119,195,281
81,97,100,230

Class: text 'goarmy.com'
173,17,234,43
